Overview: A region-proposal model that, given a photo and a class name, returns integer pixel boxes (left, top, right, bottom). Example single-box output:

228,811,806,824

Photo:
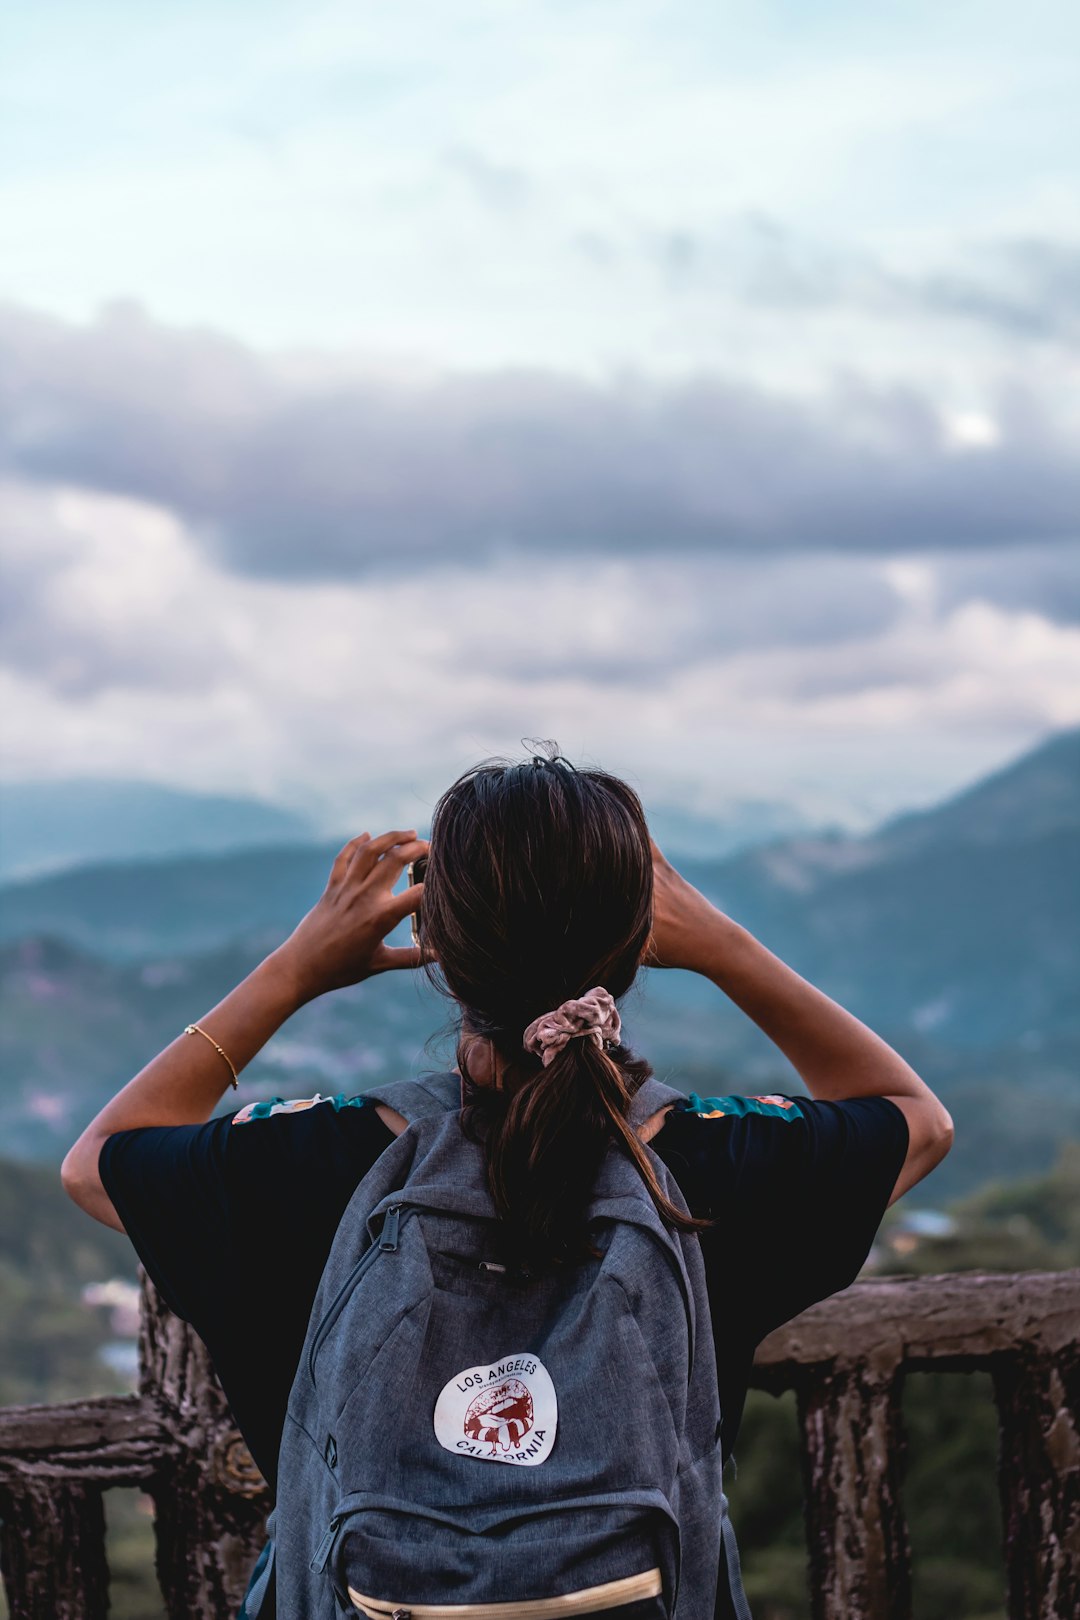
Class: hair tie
522,987,621,1067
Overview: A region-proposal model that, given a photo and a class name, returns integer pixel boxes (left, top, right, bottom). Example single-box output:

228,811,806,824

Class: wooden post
0,1480,108,1620
137,1271,272,1619
797,1366,911,1620
755,1270,1080,1620
994,1340,1080,1620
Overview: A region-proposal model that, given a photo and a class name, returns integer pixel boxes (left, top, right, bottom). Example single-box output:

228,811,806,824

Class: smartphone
406,855,428,947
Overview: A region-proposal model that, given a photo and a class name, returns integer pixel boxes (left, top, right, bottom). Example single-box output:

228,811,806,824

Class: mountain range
0,779,316,882
1,725,1077,1197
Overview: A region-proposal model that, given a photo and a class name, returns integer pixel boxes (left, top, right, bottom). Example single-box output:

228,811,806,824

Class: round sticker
434,1353,558,1466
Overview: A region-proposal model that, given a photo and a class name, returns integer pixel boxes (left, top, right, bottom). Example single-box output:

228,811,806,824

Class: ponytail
419,747,709,1273
462,1037,712,1273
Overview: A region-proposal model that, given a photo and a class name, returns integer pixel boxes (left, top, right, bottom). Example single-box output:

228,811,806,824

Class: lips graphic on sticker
434,1354,557,1466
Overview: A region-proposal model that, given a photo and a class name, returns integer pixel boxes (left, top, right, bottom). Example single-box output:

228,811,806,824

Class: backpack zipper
309,1513,344,1573
311,1489,680,1590
307,1203,407,1384
379,1204,401,1251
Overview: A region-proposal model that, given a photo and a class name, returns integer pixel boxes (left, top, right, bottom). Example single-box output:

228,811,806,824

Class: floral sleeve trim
231,1092,375,1125
679,1092,805,1122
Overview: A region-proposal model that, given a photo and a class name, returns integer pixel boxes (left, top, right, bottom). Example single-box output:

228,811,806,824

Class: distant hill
0,1156,133,1405
0,779,316,882
644,799,825,860
0,841,338,958
4,916,1074,1196
878,725,1080,857
725,724,1080,895
9,730,1077,1048
0,810,831,960
1,727,1077,1192
676,725,1080,1047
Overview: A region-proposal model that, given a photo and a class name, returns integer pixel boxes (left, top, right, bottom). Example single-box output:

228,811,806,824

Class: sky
2,0,1079,834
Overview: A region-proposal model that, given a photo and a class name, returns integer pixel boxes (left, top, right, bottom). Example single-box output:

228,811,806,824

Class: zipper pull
379,1204,402,1251
309,1515,341,1573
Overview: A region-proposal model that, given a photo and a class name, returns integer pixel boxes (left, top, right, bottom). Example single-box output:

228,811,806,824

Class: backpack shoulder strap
628,1074,686,1127
362,1070,461,1122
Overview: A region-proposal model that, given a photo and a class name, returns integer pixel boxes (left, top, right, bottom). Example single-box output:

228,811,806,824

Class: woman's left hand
272,830,430,1003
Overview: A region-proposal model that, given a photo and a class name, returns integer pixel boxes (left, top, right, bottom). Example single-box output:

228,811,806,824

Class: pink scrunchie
522,987,622,1067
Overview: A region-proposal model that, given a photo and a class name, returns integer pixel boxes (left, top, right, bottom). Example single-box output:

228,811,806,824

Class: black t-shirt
99,1082,907,1496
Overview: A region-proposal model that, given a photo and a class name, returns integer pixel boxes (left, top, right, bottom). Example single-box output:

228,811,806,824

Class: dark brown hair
420,746,710,1272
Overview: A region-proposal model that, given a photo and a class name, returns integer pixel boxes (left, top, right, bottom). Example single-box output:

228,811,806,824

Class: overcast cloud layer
2,1,1078,827
3,450,1077,832
2,304,1078,580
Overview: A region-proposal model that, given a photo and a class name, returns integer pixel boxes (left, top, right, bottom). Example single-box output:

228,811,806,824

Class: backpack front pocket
308,1204,415,1384
315,1490,679,1612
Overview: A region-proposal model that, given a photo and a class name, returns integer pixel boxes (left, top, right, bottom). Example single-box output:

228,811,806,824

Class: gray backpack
239,1072,752,1620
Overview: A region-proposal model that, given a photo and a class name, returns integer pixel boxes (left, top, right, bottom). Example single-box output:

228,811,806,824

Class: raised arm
61,830,427,1230
644,840,953,1204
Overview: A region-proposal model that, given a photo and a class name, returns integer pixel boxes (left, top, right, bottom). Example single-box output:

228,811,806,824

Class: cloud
2,462,1077,833
0,480,243,697
2,302,1076,586
441,146,535,213
913,240,1080,343
4,562,1076,833
436,552,902,684
645,216,1080,345
933,539,1080,627
0,473,902,697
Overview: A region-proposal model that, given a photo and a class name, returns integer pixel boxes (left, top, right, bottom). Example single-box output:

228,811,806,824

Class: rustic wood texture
752,1269,1080,1381
750,1270,1080,1620
0,1266,1076,1618
136,1270,273,1619
994,1342,1080,1620
797,1369,911,1620
0,1479,109,1620
0,1269,271,1620
0,1394,174,1483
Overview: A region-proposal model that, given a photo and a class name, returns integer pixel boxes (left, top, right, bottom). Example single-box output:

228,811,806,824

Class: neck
456,1032,502,1088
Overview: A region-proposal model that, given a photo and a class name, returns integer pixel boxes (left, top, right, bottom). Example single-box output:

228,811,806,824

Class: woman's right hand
643,838,728,972
272,829,430,1003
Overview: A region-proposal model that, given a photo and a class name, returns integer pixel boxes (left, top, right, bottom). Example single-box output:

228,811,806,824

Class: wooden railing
752,1270,1079,1620
0,1269,1077,1619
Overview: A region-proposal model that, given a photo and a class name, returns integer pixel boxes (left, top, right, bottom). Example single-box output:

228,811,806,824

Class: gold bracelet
184,1023,239,1089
